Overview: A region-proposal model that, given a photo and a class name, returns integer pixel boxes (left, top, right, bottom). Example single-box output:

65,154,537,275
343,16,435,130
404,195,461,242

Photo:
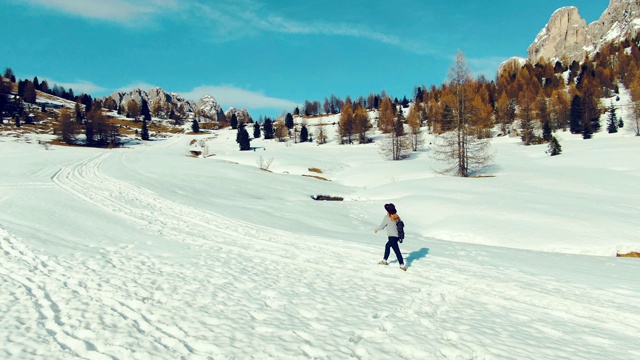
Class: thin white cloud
180,85,298,110
262,15,403,48
40,77,106,95
467,56,509,79
115,82,159,93
19,0,178,23
190,1,426,54
18,0,427,53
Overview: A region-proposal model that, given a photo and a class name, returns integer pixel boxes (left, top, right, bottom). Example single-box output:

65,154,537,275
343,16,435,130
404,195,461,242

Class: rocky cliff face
107,87,197,116
106,88,242,122
528,7,587,63
225,107,252,124
196,94,224,121
528,0,640,63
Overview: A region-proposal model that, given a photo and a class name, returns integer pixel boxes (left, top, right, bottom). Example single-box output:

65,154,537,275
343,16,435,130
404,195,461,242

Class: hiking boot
378,260,388,265
399,265,407,271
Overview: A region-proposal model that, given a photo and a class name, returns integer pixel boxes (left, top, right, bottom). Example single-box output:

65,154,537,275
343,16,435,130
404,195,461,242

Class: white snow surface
1,114,640,359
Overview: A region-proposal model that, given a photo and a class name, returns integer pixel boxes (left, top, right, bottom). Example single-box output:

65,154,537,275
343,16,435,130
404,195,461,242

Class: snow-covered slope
1,114,639,358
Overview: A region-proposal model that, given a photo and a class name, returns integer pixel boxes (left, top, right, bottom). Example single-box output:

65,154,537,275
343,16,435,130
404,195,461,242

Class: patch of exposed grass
617,252,640,258
308,167,323,173
303,174,330,181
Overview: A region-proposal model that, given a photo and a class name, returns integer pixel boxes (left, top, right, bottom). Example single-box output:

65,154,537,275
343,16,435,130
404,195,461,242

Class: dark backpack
396,220,405,242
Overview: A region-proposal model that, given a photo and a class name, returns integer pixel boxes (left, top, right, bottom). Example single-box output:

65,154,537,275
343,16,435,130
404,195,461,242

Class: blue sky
2,0,607,117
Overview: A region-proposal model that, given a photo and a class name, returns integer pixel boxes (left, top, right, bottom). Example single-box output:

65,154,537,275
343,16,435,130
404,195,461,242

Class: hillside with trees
2,30,640,170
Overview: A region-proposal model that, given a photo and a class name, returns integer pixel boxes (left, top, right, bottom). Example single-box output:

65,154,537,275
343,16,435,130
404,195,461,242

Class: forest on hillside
2,34,640,161
299,35,640,145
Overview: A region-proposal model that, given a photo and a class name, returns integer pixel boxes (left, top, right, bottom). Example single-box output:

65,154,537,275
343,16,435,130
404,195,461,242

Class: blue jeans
384,236,404,265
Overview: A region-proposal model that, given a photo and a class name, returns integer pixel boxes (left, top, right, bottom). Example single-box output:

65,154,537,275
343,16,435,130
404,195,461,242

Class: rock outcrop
195,94,225,122
105,88,247,122
107,87,197,115
528,0,640,63
225,107,252,124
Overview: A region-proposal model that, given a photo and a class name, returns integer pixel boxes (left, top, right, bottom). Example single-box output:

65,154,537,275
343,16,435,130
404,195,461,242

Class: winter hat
384,203,397,215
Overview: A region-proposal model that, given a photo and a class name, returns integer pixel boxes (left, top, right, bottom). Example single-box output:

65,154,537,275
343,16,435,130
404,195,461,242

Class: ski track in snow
1,151,639,359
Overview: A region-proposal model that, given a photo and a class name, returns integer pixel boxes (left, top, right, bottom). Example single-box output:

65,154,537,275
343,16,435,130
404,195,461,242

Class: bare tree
257,156,274,170
380,113,411,160
315,123,328,144
432,50,493,176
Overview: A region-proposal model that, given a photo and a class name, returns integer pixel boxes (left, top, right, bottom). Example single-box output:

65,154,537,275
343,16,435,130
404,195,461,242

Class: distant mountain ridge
106,88,228,121
528,0,640,62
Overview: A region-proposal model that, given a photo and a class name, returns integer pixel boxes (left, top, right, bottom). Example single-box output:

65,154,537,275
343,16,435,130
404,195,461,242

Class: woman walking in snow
374,203,406,271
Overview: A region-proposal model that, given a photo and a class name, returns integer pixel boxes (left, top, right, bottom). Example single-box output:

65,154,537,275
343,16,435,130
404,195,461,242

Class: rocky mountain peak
226,107,252,124
528,0,640,63
107,87,197,114
527,6,587,63
195,94,224,121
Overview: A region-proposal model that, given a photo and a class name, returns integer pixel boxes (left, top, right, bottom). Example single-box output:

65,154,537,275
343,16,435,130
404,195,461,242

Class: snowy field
1,112,640,359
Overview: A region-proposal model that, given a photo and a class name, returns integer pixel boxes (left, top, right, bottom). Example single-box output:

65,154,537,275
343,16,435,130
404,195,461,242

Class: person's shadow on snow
405,247,430,268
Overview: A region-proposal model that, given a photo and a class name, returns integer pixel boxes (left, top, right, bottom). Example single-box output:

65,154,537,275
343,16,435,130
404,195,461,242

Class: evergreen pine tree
75,102,83,123
618,117,624,128
520,113,535,145
3,68,16,82
546,135,562,156
230,113,238,129
441,104,454,132
81,94,93,113
253,121,261,139
263,117,274,139
570,95,583,134
141,99,152,121
606,102,618,133
141,118,150,140
285,113,294,130
582,120,593,139
40,80,49,94
17,80,25,98
237,125,251,150
300,125,309,142
542,120,552,141
0,78,10,117
191,119,200,133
